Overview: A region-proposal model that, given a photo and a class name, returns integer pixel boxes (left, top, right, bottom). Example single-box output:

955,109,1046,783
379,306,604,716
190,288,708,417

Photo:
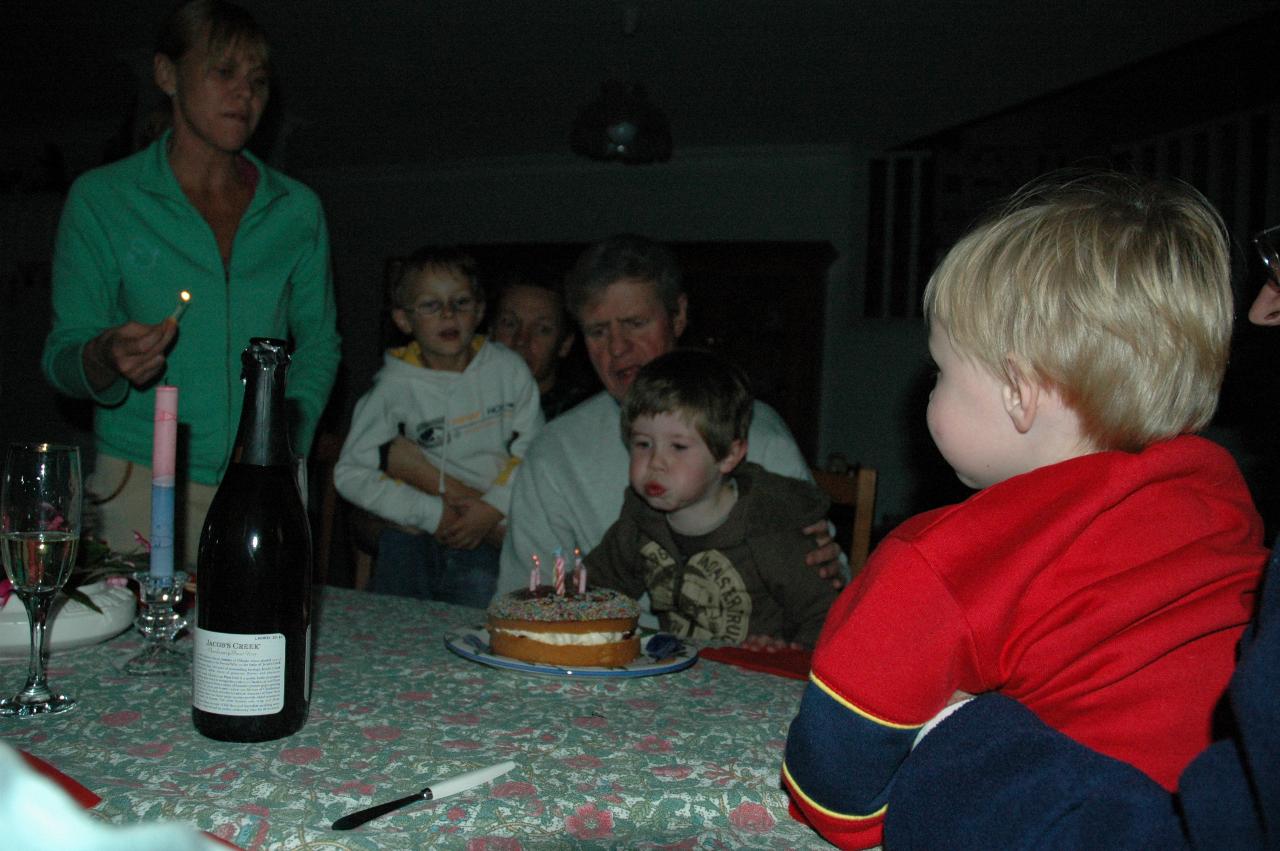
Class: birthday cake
486,586,641,667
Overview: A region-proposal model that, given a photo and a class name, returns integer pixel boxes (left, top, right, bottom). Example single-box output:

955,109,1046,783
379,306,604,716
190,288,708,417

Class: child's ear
153,53,177,97
671,293,690,340
391,307,413,337
718,438,748,474
556,332,575,360
1002,356,1040,434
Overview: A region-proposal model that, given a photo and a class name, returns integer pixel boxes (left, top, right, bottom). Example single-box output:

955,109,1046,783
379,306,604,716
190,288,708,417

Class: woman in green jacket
41,0,340,566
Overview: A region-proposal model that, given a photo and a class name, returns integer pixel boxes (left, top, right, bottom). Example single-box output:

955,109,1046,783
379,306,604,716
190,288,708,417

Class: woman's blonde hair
156,0,269,68
146,1,269,146
923,171,1232,452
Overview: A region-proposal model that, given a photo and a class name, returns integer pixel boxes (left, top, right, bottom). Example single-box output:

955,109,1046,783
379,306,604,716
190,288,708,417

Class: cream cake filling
491,628,633,645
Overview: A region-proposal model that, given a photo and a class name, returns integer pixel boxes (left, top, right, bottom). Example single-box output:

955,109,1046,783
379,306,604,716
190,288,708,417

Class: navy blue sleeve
884,694,1188,849
1180,545,1279,850
782,675,921,848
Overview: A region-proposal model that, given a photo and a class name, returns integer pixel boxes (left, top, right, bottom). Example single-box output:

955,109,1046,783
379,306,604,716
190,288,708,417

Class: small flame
169,290,193,322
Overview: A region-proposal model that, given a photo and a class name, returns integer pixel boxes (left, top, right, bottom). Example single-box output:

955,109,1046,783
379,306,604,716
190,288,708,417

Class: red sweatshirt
783,435,1265,849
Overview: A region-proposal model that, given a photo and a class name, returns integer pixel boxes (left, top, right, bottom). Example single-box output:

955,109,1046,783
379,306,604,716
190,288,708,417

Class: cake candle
553,548,566,596
149,386,178,578
529,553,541,594
168,290,192,322
574,547,585,594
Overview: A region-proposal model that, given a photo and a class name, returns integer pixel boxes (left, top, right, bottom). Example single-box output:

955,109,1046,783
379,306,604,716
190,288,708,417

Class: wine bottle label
193,627,286,715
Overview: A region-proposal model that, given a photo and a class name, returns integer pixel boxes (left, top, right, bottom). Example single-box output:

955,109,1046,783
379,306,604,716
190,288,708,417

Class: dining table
0,583,835,850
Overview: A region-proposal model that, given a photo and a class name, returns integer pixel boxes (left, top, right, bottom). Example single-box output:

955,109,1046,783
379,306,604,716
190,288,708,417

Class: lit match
168,290,191,322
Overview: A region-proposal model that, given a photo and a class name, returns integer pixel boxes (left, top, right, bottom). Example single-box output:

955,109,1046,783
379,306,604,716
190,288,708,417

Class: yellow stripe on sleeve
782,761,887,821
809,672,924,731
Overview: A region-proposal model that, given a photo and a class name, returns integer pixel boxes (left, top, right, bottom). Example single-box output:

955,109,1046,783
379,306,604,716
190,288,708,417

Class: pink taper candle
149,386,178,578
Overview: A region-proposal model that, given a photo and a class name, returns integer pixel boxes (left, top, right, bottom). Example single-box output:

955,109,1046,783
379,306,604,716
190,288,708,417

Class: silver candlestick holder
124,570,189,676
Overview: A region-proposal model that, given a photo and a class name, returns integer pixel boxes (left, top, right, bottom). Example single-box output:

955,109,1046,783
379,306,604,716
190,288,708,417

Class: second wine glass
0,442,82,717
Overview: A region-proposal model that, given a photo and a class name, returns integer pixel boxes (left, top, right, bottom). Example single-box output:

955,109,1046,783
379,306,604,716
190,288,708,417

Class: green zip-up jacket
42,132,341,485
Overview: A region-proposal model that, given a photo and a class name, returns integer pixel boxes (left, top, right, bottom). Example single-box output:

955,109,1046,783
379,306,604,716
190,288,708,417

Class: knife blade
331,760,516,830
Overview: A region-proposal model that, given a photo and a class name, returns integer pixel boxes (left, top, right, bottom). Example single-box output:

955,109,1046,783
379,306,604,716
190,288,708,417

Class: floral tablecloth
0,586,829,850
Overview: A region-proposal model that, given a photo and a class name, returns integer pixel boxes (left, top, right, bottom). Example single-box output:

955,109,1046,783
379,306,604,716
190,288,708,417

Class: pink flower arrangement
63,536,146,614
132,530,151,552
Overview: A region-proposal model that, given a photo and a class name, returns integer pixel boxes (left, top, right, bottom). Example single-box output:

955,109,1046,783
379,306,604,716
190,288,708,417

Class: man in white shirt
495,234,841,608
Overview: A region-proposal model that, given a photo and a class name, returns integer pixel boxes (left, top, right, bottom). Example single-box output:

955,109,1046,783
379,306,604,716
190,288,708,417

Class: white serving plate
0,581,136,657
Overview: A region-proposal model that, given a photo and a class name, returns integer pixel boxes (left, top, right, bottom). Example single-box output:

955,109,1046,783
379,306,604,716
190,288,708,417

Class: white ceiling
5,1,1273,172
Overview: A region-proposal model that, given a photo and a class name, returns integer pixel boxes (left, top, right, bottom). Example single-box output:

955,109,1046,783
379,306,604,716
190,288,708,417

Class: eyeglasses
405,295,480,317
1254,225,1280,282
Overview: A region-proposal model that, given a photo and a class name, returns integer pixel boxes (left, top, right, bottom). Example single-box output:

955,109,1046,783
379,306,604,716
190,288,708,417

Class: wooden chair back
313,431,377,590
312,432,343,587
810,466,878,577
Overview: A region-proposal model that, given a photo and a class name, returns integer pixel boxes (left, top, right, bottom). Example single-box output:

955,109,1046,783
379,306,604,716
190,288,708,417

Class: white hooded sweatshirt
335,337,543,534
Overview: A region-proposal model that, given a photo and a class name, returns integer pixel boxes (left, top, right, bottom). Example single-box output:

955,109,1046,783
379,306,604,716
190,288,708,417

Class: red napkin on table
19,750,100,808
19,749,243,849
700,646,812,680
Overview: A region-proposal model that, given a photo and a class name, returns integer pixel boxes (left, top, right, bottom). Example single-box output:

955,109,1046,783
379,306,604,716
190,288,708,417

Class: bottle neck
232,342,293,467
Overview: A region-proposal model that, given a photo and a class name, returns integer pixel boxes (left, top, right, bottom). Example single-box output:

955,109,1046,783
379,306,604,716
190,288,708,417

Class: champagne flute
0,443,82,717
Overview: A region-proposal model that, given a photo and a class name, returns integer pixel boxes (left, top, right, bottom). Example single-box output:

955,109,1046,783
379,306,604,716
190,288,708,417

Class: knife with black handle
331,760,516,830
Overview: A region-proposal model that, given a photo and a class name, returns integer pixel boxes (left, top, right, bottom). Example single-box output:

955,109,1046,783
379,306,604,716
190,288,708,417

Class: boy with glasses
335,247,543,606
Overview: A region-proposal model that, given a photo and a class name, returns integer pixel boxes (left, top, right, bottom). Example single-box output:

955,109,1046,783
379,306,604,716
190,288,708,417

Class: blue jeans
372,529,498,609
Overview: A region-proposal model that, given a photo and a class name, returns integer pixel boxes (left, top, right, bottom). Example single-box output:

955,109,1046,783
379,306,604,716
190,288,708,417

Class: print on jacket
639,540,753,643
407,400,518,452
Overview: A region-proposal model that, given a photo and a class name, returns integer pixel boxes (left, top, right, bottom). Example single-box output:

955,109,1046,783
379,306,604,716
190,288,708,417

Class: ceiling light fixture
571,80,672,164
